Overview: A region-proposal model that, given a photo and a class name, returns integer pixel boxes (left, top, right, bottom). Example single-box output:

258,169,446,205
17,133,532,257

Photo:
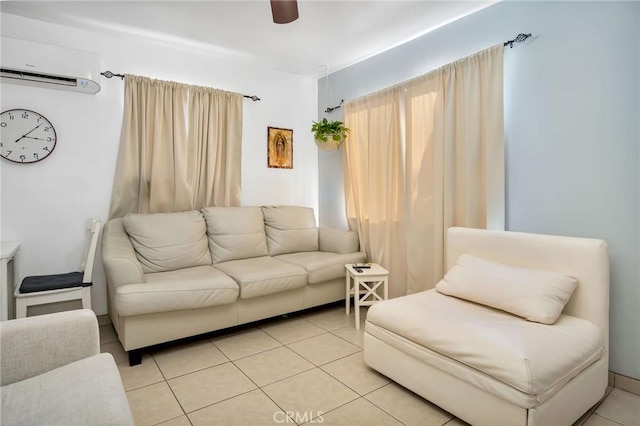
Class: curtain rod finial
504,33,532,48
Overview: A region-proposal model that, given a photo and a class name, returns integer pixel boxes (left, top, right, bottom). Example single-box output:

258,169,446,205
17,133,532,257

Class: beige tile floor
99,305,640,426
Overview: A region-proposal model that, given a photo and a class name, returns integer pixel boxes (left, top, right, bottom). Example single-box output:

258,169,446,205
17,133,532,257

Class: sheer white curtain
109,75,243,218
344,44,504,296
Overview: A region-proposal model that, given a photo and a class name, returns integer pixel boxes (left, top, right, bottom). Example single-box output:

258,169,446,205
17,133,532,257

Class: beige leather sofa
365,227,609,426
103,205,365,364
0,309,134,425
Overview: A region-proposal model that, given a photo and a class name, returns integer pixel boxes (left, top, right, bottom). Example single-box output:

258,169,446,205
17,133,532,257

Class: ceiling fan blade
270,0,299,24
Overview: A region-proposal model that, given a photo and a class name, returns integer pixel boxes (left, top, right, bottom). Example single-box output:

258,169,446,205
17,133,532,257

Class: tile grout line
225,353,300,426
108,310,405,425
360,382,413,426
152,413,193,426
112,312,372,424
297,395,365,426
209,341,284,363
329,329,365,348
151,344,229,423
259,325,328,346
105,308,635,426
154,354,191,424
591,413,626,426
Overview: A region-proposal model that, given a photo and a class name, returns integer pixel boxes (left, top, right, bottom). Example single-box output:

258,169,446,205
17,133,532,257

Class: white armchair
364,227,609,426
1,309,134,425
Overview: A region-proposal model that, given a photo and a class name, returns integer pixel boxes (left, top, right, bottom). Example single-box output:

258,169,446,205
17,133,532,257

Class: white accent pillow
436,254,578,324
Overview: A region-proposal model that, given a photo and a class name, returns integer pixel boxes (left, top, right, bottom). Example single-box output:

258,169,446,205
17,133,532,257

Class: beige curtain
344,44,504,296
109,75,242,218
344,87,407,298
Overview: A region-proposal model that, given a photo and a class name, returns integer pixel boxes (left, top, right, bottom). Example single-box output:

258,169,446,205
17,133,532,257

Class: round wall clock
0,108,57,164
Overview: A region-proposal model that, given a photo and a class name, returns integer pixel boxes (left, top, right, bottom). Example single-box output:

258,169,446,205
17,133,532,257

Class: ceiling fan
270,0,299,24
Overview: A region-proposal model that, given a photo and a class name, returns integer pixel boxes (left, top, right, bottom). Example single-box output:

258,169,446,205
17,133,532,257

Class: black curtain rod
100,71,261,101
504,33,532,48
324,32,532,114
325,99,344,114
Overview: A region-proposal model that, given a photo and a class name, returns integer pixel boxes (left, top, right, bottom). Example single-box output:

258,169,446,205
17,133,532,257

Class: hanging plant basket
315,136,344,151
311,118,349,151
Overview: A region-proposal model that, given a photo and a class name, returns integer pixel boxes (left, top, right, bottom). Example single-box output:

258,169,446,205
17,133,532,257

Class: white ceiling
0,1,497,78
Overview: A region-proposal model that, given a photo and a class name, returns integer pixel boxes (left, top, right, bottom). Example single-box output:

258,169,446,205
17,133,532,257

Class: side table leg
345,273,350,315
355,278,360,330
384,277,389,300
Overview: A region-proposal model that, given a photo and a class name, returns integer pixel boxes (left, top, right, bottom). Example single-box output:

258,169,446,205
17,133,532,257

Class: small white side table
1,242,20,321
345,263,389,329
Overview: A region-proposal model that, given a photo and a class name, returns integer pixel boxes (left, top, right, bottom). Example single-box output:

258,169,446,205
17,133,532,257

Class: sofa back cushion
123,210,211,273
261,206,319,256
436,254,578,324
202,206,269,263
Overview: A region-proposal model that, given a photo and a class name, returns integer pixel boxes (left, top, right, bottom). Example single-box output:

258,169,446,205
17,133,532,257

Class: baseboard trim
611,372,640,396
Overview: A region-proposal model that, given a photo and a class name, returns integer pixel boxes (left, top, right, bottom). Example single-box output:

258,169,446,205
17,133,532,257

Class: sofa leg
128,350,142,366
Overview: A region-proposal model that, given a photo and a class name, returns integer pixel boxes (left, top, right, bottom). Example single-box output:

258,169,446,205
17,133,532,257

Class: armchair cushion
0,310,133,425
436,254,577,324
124,210,211,273
366,290,604,408
0,309,99,386
1,353,133,426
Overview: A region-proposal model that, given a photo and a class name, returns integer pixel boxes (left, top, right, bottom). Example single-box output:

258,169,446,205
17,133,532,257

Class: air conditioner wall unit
1,36,101,94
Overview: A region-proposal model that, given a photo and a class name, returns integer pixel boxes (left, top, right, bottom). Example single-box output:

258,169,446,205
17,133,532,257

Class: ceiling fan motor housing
271,0,299,24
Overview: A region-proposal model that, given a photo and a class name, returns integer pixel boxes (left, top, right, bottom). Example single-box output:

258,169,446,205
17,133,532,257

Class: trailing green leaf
311,118,350,147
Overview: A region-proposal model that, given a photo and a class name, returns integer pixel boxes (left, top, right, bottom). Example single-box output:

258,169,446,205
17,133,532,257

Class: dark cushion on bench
19,272,90,294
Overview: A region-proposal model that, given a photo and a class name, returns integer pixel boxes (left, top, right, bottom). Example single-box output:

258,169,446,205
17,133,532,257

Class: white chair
14,219,102,318
364,227,609,426
1,309,134,425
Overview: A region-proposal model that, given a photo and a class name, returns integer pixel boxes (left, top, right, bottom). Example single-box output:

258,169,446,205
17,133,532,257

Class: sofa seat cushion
123,210,211,273
276,251,367,284
215,256,307,299
366,289,604,407
1,353,133,426
115,266,239,316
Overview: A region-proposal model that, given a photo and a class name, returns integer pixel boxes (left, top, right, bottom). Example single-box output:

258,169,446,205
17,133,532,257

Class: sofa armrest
319,227,360,254
102,218,144,287
0,309,99,386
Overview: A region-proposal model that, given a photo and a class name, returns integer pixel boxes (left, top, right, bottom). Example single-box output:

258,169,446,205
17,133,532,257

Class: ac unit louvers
1,36,101,94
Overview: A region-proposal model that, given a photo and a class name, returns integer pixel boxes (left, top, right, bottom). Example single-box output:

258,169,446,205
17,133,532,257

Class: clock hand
14,123,43,142
22,136,46,141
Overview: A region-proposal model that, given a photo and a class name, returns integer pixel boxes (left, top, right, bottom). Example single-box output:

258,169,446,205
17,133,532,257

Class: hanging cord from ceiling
324,33,532,113
323,64,344,114
100,71,261,101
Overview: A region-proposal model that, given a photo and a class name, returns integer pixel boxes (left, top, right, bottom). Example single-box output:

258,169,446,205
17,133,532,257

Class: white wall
0,12,318,316
318,1,639,379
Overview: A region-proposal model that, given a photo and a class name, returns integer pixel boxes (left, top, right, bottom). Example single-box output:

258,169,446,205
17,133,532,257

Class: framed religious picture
267,126,293,169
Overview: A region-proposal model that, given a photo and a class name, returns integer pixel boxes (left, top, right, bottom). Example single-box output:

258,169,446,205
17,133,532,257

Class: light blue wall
318,1,639,379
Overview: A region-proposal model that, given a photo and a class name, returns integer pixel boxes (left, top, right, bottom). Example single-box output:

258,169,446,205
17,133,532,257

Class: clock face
0,109,57,164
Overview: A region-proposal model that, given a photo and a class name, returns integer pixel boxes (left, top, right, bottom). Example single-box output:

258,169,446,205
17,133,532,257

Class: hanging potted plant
311,118,350,151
